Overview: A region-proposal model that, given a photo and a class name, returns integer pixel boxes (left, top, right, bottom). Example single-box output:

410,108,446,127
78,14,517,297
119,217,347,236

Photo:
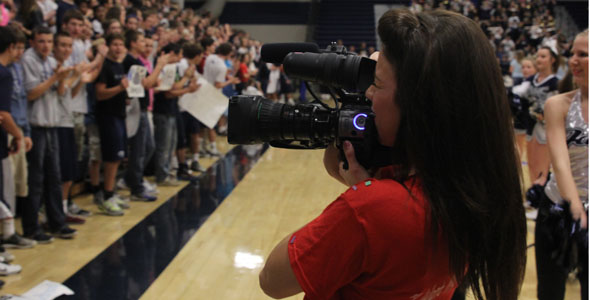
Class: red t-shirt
288,176,457,300
197,54,208,74
238,63,249,83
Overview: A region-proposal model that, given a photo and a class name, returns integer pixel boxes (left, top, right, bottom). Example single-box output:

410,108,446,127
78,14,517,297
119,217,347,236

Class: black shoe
52,226,77,239
0,279,5,288
177,164,195,180
177,170,196,181
26,232,54,244
217,128,228,136
190,161,206,172
1,234,37,249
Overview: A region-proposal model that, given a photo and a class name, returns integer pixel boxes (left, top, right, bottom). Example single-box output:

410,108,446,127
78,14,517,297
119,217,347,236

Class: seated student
94,33,129,216
152,43,199,186
121,29,168,201
176,42,204,178
4,27,37,249
22,26,77,242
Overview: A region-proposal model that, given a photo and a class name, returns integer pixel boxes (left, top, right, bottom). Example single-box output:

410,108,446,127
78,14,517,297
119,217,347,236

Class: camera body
227,43,392,169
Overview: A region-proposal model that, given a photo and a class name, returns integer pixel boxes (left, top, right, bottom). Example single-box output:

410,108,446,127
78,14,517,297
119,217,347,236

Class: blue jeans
125,112,155,194
153,113,177,183
23,127,65,235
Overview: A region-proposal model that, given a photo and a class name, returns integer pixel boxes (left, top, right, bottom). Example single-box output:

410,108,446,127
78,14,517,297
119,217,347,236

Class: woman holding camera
259,8,526,300
536,29,588,300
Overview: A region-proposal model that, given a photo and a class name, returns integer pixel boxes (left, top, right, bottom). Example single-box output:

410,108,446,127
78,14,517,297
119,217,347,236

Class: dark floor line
59,144,269,300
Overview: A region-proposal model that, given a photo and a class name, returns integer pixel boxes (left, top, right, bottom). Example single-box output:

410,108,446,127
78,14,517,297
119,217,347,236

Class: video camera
227,42,392,169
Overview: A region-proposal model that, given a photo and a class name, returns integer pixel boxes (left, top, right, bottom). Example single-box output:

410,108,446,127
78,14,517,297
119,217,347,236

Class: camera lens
228,95,336,145
282,52,375,92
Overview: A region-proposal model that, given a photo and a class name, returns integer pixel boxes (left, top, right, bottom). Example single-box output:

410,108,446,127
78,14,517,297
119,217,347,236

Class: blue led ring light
353,113,367,131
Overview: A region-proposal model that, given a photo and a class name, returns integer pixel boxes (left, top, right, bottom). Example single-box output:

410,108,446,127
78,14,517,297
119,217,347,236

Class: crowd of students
0,0,280,280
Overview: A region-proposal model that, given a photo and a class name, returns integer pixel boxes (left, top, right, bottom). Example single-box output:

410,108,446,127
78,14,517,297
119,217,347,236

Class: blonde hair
576,29,588,39
521,56,536,67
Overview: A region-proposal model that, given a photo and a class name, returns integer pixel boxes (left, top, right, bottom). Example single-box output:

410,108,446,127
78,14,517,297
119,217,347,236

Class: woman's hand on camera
323,143,346,185
339,141,370,187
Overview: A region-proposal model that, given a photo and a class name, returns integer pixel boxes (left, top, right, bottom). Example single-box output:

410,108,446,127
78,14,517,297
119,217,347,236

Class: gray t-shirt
203,54,226,88
56,58,75,128
69,39,89,114
22,48,60,127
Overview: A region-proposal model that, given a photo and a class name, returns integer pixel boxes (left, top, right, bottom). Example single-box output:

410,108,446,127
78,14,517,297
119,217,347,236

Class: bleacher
559,0,588,31
314,0,409,49
314,0,376,48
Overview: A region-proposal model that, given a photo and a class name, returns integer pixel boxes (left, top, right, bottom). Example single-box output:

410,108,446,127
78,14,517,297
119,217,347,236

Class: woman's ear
369,51,379,61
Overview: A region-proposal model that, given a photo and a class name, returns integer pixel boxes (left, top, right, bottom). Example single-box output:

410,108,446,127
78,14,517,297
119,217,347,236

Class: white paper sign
156,64,177,91
178,77,229,129
126,65,147,98
7,280,75,300
125,97,141,138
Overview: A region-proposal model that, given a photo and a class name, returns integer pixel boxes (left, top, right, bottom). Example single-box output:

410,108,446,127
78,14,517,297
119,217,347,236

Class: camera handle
338,115,393,171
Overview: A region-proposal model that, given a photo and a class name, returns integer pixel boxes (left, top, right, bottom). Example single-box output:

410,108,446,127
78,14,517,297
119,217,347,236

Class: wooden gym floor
0,137,583,299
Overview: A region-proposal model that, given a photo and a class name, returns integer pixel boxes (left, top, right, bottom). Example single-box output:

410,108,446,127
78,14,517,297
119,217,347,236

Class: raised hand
184,64,196,78
56,65,73,80
80,71,93,83
120,77,129,89
97,44,109,57
188,79,201,93
74,62,89,75
156,53,170,67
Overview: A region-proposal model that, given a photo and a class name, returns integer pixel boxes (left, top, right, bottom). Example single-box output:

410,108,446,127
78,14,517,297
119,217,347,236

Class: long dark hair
17,0,39,24
378,9,526,299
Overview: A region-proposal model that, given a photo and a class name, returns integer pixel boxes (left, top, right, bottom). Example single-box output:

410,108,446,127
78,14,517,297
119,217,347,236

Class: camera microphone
261,43,320,64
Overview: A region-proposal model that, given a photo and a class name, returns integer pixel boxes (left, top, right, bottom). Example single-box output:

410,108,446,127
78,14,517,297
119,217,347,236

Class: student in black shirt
121,30,168,201
94,33,128,216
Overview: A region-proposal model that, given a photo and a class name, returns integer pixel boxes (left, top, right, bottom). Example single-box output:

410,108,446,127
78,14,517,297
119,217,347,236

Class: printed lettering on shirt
566,128,589,147
127,65,147,98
